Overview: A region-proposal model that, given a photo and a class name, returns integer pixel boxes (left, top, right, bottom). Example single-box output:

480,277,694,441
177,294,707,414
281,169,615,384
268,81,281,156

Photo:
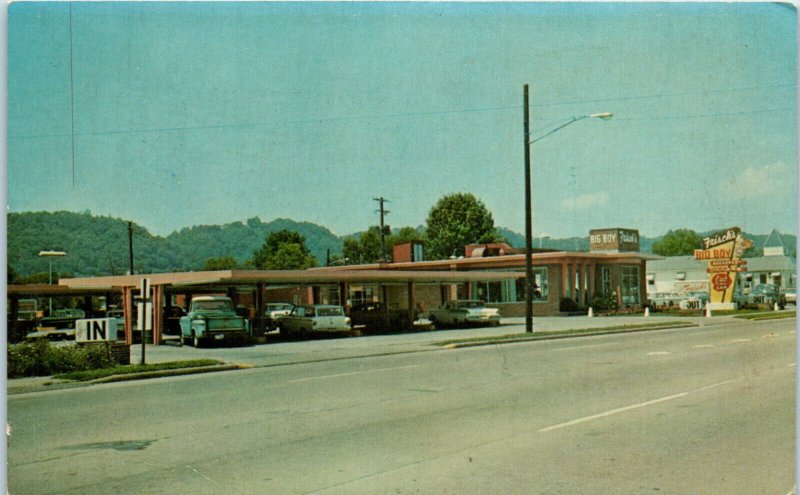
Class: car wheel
192,331,202,348
179,333,186,346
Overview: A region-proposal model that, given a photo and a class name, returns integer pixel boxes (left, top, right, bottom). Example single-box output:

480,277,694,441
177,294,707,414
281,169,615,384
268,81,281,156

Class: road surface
8,317,796,494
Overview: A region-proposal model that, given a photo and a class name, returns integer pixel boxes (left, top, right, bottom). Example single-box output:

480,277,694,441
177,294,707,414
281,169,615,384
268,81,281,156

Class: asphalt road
8,317,796,494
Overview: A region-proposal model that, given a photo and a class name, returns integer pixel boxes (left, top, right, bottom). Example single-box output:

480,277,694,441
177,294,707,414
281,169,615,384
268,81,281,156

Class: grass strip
734,312,796,321
54,359,225,382
433,321,697,347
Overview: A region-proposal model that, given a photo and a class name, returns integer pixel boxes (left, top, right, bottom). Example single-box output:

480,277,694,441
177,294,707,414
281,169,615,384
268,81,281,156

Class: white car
428,300,501,327
265,303,294,330
278,305,351,337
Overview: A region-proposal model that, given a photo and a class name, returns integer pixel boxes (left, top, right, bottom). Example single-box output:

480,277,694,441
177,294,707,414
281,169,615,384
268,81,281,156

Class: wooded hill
8,211,794,278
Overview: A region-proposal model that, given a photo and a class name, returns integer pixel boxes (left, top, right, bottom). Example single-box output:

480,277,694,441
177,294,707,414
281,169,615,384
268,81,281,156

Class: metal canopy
56,269,525,291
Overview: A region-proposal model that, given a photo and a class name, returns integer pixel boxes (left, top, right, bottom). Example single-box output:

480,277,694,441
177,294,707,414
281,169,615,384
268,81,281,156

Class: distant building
646,229,796,295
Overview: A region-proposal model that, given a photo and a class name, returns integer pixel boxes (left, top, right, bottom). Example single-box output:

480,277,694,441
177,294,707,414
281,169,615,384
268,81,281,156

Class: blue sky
7,2,797,239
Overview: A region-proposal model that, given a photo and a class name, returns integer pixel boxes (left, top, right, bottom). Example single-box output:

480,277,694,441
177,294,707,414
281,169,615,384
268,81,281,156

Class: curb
87,364,248,384
440,322,699,349
6,320,713,393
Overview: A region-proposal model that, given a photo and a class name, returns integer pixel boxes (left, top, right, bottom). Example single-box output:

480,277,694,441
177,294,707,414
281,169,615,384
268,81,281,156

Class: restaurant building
321,228,658,316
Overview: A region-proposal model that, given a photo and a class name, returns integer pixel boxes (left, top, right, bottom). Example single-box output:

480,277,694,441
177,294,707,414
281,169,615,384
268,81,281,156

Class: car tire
179,333,186,346
192,331,202,348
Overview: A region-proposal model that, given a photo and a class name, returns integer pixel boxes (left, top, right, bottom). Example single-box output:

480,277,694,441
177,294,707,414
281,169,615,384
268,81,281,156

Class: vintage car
427,300,501,328
107,309,126,340
277,305,351,337
265,303,294,330
349,302,414,334
179,296,249,347
749,284,786,308
781,288,796,305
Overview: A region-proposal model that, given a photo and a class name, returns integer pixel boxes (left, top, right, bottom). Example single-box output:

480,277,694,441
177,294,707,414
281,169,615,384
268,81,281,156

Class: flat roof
56,269,526,291
7,284,113,297
320,250,661,272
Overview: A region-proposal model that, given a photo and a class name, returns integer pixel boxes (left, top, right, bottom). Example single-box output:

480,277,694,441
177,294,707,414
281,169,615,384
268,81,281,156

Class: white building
646,229,796,296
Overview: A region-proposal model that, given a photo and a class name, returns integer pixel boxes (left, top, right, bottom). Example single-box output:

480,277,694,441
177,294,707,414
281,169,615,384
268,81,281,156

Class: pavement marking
788,363,796,368
693,344,715,349
289,364,421,383
646,351,671,356
537,378,739,434
731,338,752,343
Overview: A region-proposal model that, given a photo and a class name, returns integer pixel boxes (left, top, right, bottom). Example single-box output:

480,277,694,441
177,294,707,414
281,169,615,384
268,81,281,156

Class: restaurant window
348,285,375,306
621,266,640,306
474,268,548,303
320,286,341,305
599,267,612,296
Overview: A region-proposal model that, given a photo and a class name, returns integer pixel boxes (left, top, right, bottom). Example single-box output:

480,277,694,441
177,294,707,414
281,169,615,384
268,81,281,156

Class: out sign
76,318,116,342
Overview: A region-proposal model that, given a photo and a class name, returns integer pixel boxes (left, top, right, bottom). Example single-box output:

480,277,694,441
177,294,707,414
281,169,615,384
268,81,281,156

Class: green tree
202,256,240,270
425,193,502,260
652,229,703,256
251,230,317,270
266,243,317,270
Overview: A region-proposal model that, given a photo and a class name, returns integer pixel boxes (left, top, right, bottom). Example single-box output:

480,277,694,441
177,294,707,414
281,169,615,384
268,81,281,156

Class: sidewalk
5,312,776,395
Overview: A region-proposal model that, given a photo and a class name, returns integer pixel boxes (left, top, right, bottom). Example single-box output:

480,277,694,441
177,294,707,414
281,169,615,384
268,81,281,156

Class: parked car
278,305,351,337
38,308,86,331
107,309,126,339
265,303,294,330
349,302,413,333
780,288,796,305
179,296,249,347
163,306,187,335
647,292,681,308
428,300,501,328
749,284,786,308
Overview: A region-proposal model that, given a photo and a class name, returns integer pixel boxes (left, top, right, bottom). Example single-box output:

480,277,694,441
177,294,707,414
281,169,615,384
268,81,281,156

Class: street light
38,250,67,315
523,84,612,333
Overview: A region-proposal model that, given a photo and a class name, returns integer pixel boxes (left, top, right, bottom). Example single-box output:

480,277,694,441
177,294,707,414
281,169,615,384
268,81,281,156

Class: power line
8,83,794,141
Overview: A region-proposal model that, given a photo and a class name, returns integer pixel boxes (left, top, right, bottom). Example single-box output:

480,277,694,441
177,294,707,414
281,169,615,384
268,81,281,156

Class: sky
6,2,798,239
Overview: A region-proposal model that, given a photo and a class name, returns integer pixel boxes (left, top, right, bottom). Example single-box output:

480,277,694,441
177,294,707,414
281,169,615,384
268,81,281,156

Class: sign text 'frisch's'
702,228,739,250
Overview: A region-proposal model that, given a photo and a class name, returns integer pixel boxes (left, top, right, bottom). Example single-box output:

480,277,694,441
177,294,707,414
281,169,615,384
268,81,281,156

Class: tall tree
202,256,240,270
425,193,502,260
652,229,703,256
251,230,317,269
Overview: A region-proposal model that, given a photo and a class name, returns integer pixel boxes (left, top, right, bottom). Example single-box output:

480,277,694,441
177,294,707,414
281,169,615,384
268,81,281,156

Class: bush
590,293,618,312
559,297,580,312
8,340,114,378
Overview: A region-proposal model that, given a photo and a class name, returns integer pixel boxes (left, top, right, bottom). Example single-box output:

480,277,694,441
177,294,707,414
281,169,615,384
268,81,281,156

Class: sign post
139,278,151,365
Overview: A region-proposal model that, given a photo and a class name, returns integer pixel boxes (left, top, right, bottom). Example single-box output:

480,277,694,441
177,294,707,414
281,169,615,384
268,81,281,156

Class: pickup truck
349,302,413,334
179,296,249,347
428,300,501,328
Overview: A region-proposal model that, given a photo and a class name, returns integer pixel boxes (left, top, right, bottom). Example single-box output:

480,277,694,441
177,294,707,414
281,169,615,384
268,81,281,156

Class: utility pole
373,197,390,261
128,222,134,275
523,84,534,333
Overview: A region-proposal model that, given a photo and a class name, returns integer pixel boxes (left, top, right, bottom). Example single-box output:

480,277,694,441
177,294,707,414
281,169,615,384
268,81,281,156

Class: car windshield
194,300,231,311
267,304,293,311
317,307,343,317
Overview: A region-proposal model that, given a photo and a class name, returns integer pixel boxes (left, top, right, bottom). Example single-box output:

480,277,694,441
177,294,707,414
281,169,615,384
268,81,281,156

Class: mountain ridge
7,211,794,277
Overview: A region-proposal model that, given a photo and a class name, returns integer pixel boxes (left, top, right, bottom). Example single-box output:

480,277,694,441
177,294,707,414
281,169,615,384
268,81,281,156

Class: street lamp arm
528,112,613,145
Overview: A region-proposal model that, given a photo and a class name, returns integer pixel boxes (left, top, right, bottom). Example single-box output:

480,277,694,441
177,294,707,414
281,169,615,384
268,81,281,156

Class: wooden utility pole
128,222,134,275
374,197,390,261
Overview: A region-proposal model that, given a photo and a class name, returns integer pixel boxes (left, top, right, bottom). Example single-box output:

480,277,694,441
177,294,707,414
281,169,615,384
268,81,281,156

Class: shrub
590,293,618,312
559,297,580,312
8,340,114,378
